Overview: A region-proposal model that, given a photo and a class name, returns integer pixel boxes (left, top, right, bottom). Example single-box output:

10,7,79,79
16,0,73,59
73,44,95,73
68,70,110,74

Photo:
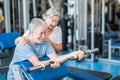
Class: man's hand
69,51,85,61
41,60,60,68
50,62,60,68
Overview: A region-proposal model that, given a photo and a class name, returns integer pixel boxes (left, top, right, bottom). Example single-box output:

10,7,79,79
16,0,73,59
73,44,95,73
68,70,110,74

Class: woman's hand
45,28,51,42
15,36,29,45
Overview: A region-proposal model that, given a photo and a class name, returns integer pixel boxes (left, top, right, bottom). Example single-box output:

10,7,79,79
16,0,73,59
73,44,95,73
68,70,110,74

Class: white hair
43,7,60,19
28,18,46,31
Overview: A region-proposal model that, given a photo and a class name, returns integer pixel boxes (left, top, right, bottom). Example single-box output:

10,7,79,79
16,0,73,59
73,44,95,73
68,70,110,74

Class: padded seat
13,56,113,80
111,43,120,47
15,57,70,80
0,32,20,67
0,32,20,50
68,66,112,80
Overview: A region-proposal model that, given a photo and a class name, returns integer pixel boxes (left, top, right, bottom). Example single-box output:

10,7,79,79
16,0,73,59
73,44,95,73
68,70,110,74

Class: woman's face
45,15,60,30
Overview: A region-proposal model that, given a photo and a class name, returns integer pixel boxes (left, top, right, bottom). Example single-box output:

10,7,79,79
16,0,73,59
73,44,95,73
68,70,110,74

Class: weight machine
11,48,112,80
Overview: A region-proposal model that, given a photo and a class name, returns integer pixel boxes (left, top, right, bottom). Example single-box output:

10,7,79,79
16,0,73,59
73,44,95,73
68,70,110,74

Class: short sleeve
45,42,55,56
56,27,62,43
15,43,35,61
49,27,62,44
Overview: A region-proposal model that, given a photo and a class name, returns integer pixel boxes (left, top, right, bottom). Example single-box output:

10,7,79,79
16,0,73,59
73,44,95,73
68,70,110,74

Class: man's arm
28,55,60,68
28,55,52,67
47,51,84,64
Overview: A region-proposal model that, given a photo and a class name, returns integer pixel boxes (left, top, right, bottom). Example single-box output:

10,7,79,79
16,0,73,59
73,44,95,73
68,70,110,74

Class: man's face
45,16,60,30
32,27,46,44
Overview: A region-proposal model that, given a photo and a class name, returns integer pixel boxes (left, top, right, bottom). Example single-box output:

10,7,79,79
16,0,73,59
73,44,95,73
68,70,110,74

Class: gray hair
28,18,46,31
43,7,60,19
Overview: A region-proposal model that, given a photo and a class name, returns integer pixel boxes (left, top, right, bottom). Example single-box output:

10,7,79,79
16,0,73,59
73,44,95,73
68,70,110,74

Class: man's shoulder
16,42,30,49
40,41,50,45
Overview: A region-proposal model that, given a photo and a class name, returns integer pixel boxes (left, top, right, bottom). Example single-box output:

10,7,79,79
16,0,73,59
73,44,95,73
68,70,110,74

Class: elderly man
7,18,84,80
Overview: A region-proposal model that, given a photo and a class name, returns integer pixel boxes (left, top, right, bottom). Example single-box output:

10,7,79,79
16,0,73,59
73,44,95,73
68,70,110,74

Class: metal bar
12,0,15,32
48,0,54,7
91,0,95,61
23,0,29,32
102,0,105,36
32,0,37,17
73,0,77,50
4,0,11,32
18,0,21,33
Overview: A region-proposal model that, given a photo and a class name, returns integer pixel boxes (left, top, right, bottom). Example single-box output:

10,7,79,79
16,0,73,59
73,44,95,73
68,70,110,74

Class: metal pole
18,0,22,33
73,0,78,50
83,0,87,46
23,0,29,32
91,0,95,61
4,0,11,32
102,0,105,35
12,0,15,32
32,0,37,17
48,0,54,7
101,0,105,57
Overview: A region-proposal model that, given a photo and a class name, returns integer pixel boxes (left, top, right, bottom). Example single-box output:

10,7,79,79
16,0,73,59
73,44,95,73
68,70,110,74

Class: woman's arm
45,27,63,53
45,36,62,53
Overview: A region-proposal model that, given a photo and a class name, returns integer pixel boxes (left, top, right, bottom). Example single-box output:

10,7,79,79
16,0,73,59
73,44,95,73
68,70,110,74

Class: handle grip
27,61,54,73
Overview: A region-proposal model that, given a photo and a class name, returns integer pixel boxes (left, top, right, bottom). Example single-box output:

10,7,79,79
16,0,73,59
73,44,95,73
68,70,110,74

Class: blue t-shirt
7,41,55,80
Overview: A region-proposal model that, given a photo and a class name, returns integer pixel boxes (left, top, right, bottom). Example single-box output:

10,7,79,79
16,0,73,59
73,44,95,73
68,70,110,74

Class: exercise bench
11,56,112,80
12,57,70,80
0,32,20,73
105,33,120,60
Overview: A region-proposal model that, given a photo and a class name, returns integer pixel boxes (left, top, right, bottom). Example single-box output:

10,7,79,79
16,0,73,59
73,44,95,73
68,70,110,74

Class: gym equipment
68,66,112,80
26,48,99,73
106,33,120,60
0,32,20,80
27,60,55,73
0,32,20,67
13,57,70,80
11,48,113,80
70,69,103,80
12,56,112,80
